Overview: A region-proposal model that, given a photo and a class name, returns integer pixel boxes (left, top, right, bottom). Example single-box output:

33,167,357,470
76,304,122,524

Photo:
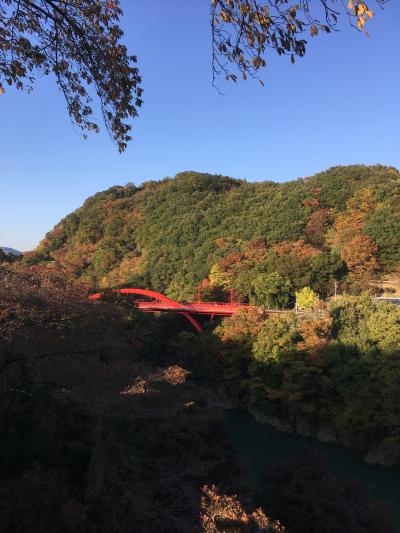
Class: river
225,409,400,532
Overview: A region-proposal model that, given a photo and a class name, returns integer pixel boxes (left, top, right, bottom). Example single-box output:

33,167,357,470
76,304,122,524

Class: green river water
225,409,400,532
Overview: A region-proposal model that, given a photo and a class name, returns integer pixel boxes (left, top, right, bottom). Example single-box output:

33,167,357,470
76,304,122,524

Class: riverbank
248,408,399,468
224,409,400,532
204,380,399,469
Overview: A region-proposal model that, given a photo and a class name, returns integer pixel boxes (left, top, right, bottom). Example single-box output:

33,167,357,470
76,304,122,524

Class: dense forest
30,165,400,301
2,165,400,531
0,267,396,532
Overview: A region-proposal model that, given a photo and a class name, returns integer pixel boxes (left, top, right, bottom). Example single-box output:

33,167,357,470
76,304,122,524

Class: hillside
0,247,21,256
33,165,400,299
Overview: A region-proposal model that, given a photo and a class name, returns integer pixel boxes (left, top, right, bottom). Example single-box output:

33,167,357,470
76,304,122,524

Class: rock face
365,438,400,467
316,425,337,443
250,409,294,433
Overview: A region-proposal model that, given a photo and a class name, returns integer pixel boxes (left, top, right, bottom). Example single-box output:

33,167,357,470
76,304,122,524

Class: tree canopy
211,0,382,84
1,0,385,149
0,0,143,151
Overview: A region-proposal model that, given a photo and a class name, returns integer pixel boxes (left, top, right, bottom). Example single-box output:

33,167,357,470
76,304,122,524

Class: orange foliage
328,188,376,249
296,316,332,356
342,234,378,278
215,237,229,249
328,210,365,248
53,243,97,275
346,187,376,213
272,240,320,259
219,251,244,269
215,308,265,342
303,197,320,209
200,485,286,532
303,187,322,209
243,239,267,262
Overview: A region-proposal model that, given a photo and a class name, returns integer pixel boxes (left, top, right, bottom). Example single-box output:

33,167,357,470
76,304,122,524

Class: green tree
330,294,374,351
367,303,400,353
310,250,345,297
253,314,297,362
253,271,293,309
365,201,400,270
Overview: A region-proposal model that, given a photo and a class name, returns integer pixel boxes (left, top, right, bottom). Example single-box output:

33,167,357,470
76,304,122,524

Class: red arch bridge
88,287,261,333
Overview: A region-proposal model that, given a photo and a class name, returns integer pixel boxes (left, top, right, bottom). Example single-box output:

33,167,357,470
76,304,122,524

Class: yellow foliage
349,0,375,30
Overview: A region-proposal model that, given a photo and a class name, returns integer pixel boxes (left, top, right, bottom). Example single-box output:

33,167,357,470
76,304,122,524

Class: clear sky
1,0,399,251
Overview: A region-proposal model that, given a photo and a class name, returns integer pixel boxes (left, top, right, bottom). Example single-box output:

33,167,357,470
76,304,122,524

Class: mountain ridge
32,164,400,299
1,247,21,256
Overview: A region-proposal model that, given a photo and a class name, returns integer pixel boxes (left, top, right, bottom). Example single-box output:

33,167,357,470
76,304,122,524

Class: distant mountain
1,247,21,256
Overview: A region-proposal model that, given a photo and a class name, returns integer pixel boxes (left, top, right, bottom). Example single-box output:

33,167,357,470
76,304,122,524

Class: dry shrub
200,484,286,532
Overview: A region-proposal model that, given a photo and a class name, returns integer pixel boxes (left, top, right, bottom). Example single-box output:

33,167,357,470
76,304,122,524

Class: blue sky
1,0,399,250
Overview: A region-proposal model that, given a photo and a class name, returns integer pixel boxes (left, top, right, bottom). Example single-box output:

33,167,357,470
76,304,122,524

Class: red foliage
219,251,244,269
303,197,320,209
243,240,267,262
272,240,320,259
304,208,334,247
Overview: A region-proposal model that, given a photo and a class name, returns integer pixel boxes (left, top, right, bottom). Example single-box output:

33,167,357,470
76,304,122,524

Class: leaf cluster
0,0,143,151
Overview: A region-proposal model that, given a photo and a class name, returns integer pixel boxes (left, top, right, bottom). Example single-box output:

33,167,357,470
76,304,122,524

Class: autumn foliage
201,485,286,532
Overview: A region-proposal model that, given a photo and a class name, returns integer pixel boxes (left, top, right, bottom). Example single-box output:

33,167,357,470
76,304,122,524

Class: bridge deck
136,300,251,315
88,288,289,332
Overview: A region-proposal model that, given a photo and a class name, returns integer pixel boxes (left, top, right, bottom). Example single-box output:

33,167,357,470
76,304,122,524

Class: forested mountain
3,165,400,531
33,165,400,299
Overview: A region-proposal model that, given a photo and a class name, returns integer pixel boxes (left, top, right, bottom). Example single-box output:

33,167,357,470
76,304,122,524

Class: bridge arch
89,288,203,333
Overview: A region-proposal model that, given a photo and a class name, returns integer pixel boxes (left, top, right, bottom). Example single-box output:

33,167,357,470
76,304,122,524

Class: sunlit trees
342,234,378,281
253,314,297,362
310,249,345,297
367,303,400,352
365,200,400,270
265,240,321,290
215,307,265,343
253,272,293,309
296,315,332,354
201,484,286,532
328,188,375,249
213,293,400,467
34,166,400,296
330,293,374,350
295,286,318,310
